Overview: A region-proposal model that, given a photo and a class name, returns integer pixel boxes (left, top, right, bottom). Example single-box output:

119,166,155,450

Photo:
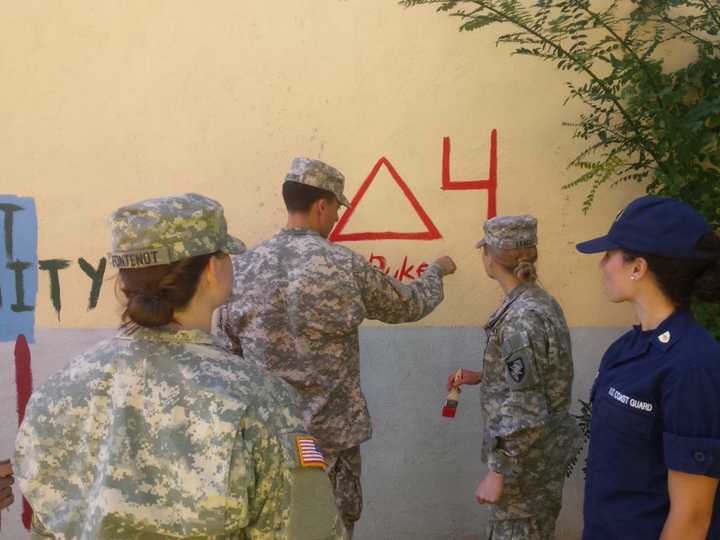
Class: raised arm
354,254,455,324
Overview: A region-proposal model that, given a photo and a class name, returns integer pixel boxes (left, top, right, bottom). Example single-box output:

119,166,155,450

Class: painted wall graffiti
441,130,498,219
0,132,499,328
330,131,498,243
368,253,431,282
329,157,443,242
0,197,38,342
0,197,37,530
331,131,499,283
14,335,33,530
0,196,107,334
37,258,107,319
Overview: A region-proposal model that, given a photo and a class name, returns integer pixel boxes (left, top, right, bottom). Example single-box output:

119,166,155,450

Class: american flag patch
295,435,326,469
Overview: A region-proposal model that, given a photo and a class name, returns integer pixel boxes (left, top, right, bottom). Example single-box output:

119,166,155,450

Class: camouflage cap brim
475,238,486,249
338,193,352,209
221,235,247,256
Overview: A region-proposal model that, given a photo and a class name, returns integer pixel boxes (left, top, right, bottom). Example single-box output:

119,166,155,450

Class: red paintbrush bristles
442,402,458,418
441,377,461,418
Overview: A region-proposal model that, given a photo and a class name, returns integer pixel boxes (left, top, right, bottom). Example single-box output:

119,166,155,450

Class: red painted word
368,253,430,282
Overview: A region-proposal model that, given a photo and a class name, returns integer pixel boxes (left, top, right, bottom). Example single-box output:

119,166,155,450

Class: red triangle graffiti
329,158,442,242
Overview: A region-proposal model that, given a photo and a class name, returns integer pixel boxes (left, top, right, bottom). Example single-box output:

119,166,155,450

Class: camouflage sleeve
214,303,243,356
487,312,551,477
234,388,347,539
30,513,55,538
352,253,445,323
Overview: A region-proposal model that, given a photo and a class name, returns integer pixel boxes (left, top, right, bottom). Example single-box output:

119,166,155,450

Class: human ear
633,257,649,280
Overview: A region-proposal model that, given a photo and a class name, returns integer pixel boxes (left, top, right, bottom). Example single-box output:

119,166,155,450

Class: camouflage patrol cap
476,215,538,250
284,157,352,208
110,193,246,269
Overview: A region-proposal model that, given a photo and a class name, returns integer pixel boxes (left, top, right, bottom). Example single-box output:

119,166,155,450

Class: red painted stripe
14,334,33,531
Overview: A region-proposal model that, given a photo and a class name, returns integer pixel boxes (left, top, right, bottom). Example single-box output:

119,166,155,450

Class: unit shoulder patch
507,356,526,383
501,331,539,390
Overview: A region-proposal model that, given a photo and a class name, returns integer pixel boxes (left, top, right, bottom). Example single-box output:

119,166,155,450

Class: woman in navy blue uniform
577,195,720,540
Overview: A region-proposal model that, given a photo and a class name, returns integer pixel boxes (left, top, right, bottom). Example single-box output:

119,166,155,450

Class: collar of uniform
484,282,532,329
280,227,323,238
644,308,693,354
117,325,221,346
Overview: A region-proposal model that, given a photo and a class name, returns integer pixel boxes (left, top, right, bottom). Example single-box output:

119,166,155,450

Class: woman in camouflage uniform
15,194,346,539
449,215,580,540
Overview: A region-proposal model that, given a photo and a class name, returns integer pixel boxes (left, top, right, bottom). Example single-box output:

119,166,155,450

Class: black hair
622,233,720,306
117,251,222,328
282,181,336,212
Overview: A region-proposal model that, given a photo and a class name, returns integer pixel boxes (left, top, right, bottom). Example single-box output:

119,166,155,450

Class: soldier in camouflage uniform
15,193,347,539
215,158,457,535
449,215,580,540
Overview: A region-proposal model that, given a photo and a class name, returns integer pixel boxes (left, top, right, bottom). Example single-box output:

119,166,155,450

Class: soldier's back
16,326,344,539
234,228,366,339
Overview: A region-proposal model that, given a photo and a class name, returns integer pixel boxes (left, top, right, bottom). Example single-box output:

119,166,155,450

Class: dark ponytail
485,245,539,283
692,233,720,303
117,252,218,328
622,232,720,306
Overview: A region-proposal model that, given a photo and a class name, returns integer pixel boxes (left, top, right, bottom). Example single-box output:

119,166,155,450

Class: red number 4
441,129,498,219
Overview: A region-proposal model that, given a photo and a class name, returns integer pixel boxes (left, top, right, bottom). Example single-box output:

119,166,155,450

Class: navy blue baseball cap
576,195,716,259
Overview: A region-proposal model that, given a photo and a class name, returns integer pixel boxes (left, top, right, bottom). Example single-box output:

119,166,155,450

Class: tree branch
459,1,668,174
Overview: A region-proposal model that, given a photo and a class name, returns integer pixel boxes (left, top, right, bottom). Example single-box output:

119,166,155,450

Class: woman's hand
447,368,482,391
475,470,504,505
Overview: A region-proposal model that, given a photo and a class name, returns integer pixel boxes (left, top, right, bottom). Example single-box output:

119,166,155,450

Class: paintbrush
442,368,463,418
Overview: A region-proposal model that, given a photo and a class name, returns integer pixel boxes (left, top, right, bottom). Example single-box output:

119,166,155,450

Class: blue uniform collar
631,308,694,355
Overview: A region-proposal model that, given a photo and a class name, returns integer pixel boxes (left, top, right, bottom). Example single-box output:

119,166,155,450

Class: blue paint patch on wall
0,196,37,342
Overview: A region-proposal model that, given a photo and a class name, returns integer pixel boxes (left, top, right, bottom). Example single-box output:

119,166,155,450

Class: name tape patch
110,247,171,269
608,387,654,412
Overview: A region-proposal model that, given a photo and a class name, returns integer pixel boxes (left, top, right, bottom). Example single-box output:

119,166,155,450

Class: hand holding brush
441,368,483,418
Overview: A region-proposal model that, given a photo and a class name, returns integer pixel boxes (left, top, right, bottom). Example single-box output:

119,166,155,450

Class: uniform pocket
588,395,657,488
599,394,655,439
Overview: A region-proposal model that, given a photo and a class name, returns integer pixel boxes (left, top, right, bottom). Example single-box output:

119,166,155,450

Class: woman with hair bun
449,215,580,540
577,195,720,540
15,193,346,539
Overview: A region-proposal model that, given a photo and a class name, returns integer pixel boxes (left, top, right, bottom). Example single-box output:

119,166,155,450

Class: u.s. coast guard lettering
608,387,654,412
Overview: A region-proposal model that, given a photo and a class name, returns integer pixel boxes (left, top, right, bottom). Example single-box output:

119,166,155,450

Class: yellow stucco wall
0,0,649,329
